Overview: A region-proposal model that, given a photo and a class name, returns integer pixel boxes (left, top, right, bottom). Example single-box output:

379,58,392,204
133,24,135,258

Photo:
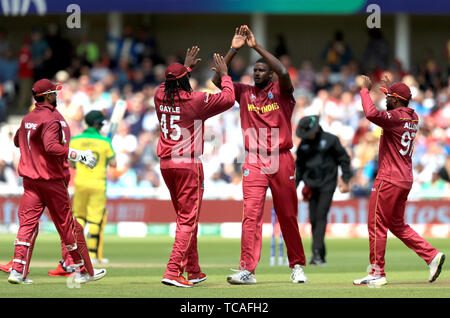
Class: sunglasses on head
386,93,407,101
35,85,62,96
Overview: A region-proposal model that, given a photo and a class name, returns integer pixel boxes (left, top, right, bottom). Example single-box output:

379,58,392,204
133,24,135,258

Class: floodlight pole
108,11,123,38
250,13,267,64
394,13,410,72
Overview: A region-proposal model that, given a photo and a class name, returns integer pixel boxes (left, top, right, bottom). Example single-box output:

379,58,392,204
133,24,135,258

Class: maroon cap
165,63,189,81
379,82,411,101
32,79,62,96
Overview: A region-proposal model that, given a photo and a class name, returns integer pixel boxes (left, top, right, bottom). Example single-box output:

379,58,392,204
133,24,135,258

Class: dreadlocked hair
163,75,192,107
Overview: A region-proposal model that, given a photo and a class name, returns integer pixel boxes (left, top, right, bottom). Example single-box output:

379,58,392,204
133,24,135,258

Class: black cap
296,115,320,139
85,110,106,126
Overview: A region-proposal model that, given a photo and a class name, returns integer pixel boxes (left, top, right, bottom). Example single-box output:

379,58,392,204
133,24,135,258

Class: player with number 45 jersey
353,76,445,287
154,47,235,288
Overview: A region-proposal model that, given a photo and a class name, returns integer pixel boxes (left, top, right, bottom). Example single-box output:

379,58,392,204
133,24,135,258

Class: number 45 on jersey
161,114,181,141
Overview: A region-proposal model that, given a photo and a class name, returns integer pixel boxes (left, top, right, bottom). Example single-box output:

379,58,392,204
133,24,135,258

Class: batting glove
68,148,97,169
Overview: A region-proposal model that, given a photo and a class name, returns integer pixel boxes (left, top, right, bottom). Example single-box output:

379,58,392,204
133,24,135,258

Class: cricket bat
107,99,127,139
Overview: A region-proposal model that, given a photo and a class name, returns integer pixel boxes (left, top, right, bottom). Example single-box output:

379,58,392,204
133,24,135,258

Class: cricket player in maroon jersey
155,47,235,287
212,25,307,284
6,78,107,285
353,75,445,286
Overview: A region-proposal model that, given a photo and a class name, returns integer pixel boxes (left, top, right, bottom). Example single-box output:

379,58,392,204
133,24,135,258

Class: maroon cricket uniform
13,99,93,278
360,88,438,277
155,75,235,277
233,81,306,273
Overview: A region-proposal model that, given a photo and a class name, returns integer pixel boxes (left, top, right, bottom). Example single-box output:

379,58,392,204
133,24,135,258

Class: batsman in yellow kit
48,110,117,276
70,110,117,264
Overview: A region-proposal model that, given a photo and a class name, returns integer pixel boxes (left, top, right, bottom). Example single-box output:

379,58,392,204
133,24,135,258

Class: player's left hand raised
356,75,372,90
242,25,257,48
184,46,202,70
211,53,228,78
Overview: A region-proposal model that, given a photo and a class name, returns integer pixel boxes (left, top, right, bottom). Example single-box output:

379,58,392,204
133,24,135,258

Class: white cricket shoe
429,252,445,283
91,258,109,265
8,270,33,285
353,274,387,286
291,264,307,283
227,269,257,285
74,268,107,284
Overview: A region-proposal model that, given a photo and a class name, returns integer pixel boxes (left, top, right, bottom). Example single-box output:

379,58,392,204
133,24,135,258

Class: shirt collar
84,127,100,134
35,102,56,111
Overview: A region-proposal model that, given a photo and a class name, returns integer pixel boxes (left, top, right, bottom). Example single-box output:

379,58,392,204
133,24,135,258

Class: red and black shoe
161,274,194,288
187,272,207,284
48,261,75,277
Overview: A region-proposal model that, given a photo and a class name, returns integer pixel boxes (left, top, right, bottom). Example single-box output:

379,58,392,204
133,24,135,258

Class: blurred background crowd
0,25,449,200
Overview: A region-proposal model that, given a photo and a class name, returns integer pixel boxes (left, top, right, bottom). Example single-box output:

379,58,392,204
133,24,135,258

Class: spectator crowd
0,25,449,200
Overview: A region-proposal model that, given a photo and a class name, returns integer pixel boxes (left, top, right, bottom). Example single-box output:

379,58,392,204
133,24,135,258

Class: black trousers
308,188,335,260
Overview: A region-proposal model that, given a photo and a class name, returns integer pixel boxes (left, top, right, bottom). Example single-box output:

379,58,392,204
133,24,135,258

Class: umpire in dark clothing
295,115,352,265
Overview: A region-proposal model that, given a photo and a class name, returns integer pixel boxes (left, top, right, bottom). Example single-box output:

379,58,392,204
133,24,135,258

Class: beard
49,99,57,107
386,101,394,111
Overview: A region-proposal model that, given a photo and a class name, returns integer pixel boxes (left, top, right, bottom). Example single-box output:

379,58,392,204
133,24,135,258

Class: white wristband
68,148,81,162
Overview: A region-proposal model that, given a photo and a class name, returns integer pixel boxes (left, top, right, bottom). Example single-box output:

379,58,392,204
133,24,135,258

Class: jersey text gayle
247,102,280,114
159,105,181,113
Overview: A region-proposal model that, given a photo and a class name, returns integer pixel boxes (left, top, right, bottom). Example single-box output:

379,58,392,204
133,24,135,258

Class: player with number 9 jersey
354,80,443,286
361,86,418,190
153,51,235,288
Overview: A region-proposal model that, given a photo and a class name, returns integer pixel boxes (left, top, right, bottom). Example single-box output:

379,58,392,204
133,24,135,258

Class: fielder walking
155,47,235,287
353,76,445,286
212,25,307,284
7,78,107,285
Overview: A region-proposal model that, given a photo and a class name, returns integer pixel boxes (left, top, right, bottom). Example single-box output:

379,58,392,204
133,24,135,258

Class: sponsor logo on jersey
243,169,250,177
268,91,273,99
247,102,280,114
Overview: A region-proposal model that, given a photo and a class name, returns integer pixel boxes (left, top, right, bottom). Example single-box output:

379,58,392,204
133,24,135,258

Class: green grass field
0,234,448,298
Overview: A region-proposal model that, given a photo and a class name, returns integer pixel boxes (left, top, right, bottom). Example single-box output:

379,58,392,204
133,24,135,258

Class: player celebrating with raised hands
353,75,445,286
155,47,235,287
212,25,307,285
